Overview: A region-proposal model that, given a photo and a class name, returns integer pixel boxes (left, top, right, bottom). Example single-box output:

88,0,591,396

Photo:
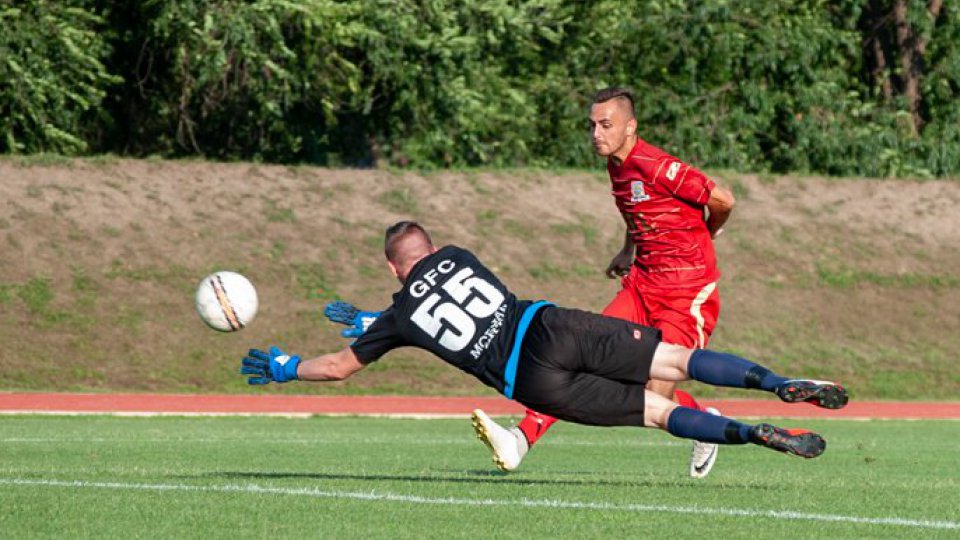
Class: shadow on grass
182,470,775,491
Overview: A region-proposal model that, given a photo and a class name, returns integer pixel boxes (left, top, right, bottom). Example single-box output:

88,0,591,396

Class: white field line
1,478,956,531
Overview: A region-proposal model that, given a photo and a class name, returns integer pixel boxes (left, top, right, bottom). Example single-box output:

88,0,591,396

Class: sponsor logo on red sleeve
665,161,681,181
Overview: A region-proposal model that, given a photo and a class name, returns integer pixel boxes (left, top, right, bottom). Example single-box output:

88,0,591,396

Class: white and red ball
194,271,258,332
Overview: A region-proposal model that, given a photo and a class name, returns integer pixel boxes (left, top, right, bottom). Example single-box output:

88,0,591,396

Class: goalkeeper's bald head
384,221,436,282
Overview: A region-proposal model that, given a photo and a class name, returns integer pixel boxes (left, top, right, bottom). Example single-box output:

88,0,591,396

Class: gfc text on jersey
408,257,506,354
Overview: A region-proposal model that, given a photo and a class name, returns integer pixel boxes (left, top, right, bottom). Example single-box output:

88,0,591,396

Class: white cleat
471,409,529,472
689,407,721,479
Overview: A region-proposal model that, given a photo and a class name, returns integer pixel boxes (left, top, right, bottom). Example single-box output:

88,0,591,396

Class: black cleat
775,379,848,409
750,424,826,458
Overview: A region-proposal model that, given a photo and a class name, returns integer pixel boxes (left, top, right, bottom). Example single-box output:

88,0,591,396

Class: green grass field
1,415,958,538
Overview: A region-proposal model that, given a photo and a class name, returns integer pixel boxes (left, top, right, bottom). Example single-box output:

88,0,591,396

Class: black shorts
511,306,662,427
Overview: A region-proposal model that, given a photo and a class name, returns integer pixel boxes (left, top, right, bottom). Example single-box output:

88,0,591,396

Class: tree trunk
872,36,894,101
861,0,893,101
893,0,944,135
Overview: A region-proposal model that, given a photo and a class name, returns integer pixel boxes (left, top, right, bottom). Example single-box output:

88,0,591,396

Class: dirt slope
1,158,957,398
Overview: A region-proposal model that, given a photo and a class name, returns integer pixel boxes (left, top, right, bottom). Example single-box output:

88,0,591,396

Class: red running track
1,392,958,419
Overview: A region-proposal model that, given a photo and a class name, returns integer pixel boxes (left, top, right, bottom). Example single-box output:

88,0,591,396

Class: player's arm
606,211,636,278
657,158,735,238
705,184,735,239
297,347,366,381
240,345,366,385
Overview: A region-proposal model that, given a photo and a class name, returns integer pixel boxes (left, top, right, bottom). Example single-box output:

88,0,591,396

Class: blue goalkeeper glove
324,300,381,338
240,346,300,385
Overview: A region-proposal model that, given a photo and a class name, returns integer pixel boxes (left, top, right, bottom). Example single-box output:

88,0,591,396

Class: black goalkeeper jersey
350,245,533,393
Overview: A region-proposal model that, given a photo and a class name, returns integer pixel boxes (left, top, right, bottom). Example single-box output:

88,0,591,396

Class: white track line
1,478,956,531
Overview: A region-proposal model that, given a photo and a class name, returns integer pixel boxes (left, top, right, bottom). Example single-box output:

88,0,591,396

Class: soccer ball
194,271,258,332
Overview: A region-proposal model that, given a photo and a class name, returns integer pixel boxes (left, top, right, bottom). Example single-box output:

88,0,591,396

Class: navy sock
666,407,752,444
687,349,788,391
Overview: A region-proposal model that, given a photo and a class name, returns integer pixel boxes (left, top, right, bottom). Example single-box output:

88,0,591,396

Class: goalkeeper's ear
387,259,402,281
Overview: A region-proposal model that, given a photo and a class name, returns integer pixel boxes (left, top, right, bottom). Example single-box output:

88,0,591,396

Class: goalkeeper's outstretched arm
297,347,366,382
241,346,366,385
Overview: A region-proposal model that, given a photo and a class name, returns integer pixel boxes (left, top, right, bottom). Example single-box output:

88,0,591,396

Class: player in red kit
324,88,736,477
470,87,736,478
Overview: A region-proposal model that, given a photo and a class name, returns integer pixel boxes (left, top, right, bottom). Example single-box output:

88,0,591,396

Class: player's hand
240,346,300,385
605,250,633,279
323,300,381,338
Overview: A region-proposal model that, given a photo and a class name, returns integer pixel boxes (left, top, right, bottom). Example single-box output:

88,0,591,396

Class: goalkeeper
241,221,848,460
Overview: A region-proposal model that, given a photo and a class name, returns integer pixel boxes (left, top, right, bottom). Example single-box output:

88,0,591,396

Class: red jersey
608,138,719,290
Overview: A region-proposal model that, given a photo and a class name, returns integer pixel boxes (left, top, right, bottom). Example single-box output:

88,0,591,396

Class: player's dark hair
593,87,635,117
384,221,433,264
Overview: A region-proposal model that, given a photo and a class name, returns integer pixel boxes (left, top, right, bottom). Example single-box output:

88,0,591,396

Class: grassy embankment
1,157,957,399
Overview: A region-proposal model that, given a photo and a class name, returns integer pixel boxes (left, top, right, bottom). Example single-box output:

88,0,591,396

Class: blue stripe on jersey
503,301,554,399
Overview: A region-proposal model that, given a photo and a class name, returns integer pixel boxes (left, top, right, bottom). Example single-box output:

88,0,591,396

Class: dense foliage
1,0,957,176
0,1,119,153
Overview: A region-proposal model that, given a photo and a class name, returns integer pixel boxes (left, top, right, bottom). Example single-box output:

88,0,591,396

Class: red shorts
601,268,720,349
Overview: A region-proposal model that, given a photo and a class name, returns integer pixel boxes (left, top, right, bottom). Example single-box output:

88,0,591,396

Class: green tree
127,0,367,161
0,1,119,154
344,0,569,167
3,0,959,176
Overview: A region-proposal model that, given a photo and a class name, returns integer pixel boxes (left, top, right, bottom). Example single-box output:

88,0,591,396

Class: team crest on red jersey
630,180,650,203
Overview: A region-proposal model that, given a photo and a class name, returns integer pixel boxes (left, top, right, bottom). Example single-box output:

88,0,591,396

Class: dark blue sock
666,407,752,444
687,349,788,391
